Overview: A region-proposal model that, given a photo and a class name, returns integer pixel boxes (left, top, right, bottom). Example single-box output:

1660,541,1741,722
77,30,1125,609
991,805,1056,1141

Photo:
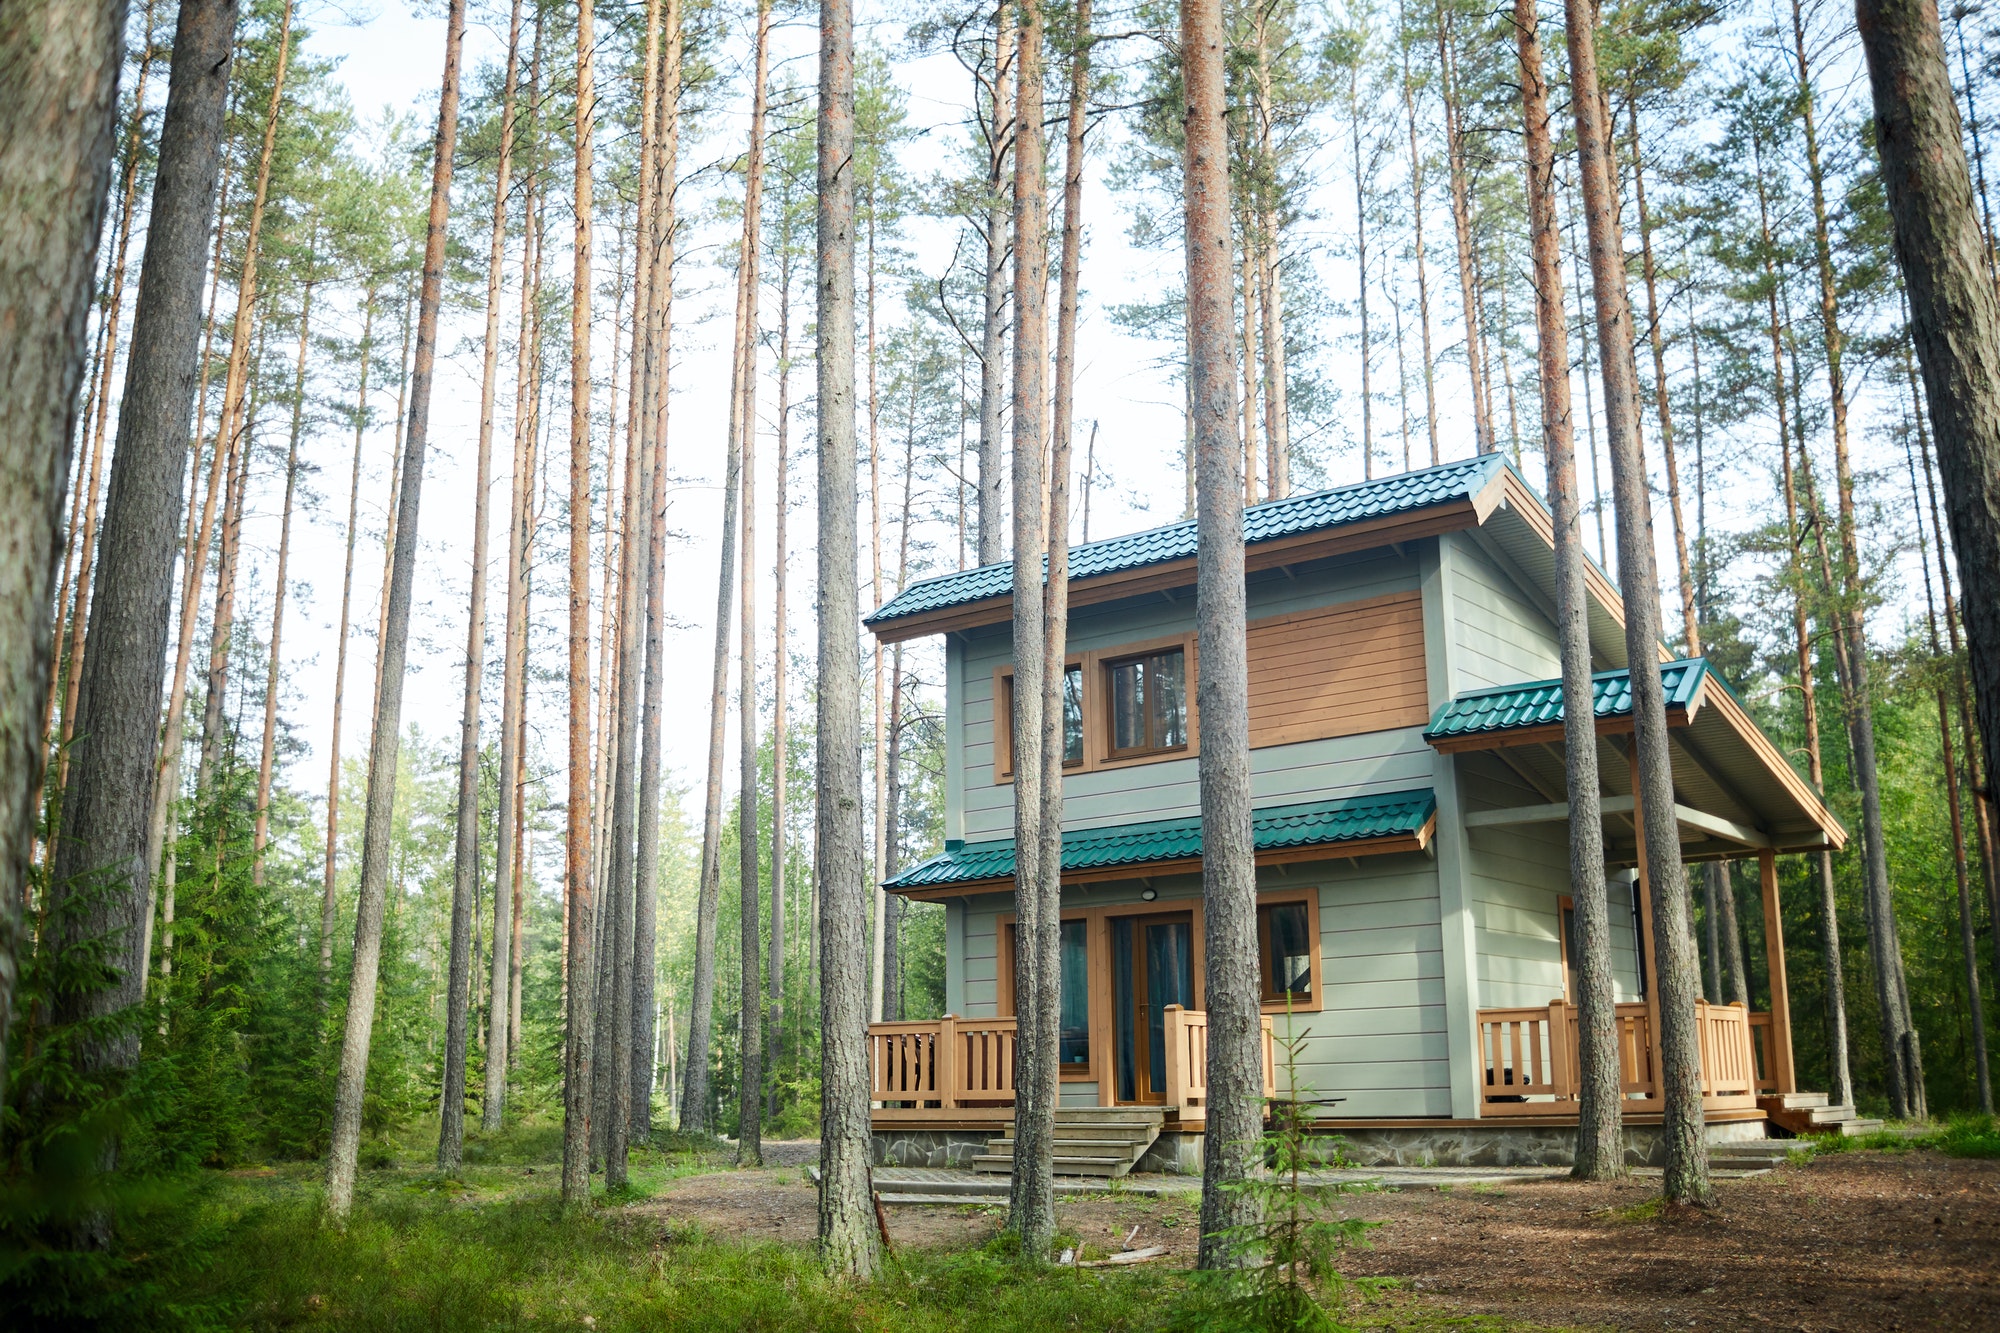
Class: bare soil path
630,1148,2000,1331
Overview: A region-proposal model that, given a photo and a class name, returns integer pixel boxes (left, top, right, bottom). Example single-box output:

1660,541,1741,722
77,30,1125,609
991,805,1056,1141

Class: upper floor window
1002,664,1083,772
1107,647,1187,759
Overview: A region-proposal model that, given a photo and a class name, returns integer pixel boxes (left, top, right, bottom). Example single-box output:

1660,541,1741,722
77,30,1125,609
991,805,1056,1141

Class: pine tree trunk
1795,0,1922,1121
49,10,160,798
736,0,774,1166
252,270,311,886
1400,3,1439,467
1513,0,1621,1181
327,0,468,1222
18,0,206,1122
768,157,791,1073
1625,107,1700,655
441,0,524,1167
632,0,678,1142
1857,0,2000,1066
1436,1,1492,454
1755,131,1853,1107
1350,70,1372,478
683,75,754,1134
489,2,541,1129
1252,7,1288,498
196,0,295,793
868,209,887,1024
1563,0,1711,1206
976,2,1014,566
1004,0,1059,1258
815,0,879,1274
323,281,375,999
1181,0,1262,1267
560,0,599,1209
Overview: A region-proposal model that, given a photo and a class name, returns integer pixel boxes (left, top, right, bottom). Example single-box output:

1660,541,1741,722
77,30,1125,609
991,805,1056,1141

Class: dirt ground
630,1147,2000,1332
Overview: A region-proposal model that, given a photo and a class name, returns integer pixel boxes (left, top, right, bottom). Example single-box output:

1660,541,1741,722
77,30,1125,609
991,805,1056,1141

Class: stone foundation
1135,1132,1202,1175
1309,1118,1770,1168
871,1129,991,1169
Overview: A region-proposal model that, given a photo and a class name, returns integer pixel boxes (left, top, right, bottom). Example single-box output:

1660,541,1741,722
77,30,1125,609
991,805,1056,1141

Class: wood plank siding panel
1458,756,1643,1010
1446,533,1562,692
1247,591,1431,748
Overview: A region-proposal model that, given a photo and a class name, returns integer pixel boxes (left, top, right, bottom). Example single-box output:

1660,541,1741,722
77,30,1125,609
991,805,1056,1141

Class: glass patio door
1111,913,1194,1103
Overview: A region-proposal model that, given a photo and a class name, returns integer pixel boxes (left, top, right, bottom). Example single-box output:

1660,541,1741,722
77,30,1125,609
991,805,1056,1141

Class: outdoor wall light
1140,887,1158,901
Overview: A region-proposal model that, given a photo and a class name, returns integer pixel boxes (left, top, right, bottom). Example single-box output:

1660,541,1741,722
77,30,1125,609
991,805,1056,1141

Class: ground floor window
1259,899,1314,1003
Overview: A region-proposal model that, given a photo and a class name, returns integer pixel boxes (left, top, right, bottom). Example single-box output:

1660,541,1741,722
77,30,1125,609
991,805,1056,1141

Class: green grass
5,1125,1588,1332
1806,1113,2000,1159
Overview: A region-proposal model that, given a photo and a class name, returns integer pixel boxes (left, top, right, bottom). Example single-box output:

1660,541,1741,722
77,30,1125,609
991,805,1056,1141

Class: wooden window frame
1256,890,1323,1010
994,657,1087,782
1102,644,1194,762
991,631,1200,785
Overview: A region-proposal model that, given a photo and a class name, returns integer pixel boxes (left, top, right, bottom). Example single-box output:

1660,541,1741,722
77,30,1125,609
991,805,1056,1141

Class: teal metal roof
1423,659,1710,743
866,453,1507,627
884,788,1438,892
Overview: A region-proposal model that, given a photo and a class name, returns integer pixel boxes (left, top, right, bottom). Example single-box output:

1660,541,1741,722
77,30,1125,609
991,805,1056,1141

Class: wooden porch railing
1478,999,1764,1116
1160,1006,1277,1114
868,1010,1277,1118
868,1015,1017,1112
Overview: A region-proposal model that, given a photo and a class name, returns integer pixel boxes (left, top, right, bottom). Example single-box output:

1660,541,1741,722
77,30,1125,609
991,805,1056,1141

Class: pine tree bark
1905,415,1992,1111
197,0,295,792
252,268,312,886
1513,0,1620,1180
485,0,537,1130
1792,0,1922,1120
16,0,195,1118
323,281,375,998
976,2,1014,566
1436,1,1492,454
1004,0,1060,1257
1857,0,2000,1024
1625,107,1700,655
816,0,879,1276
560,0,599,1209
632,0,679,1142
768,136,792,1069
1754,128,1853,1107
735,0,774,1163
1400,2,1439,467
326,0,468,1222
1563,0,1711,1205
1181,0,1263,1267
1252,5,1288,498
683,111,752,1140
442,0,524,1168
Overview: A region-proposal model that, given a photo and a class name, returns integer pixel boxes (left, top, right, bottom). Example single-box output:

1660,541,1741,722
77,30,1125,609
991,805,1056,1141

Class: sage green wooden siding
953,549,1425,841
1460,753,1644,1008
1445,531,1561,693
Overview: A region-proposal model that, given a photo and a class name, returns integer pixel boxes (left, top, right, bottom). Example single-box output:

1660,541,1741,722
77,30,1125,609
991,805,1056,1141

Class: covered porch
1432,658,1851,1130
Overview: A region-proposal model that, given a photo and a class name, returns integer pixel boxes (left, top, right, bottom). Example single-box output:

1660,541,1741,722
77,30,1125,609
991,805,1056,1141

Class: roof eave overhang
865,497,1489,644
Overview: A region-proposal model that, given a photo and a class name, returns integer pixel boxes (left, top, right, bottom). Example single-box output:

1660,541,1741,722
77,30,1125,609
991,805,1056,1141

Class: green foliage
1180,1014,1380,1332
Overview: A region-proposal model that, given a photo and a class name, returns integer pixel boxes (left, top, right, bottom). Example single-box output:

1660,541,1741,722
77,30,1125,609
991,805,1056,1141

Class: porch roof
884,788,1438,895
1423,659,1709,743
1423,659,1847,855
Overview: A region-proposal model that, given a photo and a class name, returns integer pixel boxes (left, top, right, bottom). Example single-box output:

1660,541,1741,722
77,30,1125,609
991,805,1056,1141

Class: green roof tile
1423,659,1710,743
866,454,1506,627
884,788,1437,892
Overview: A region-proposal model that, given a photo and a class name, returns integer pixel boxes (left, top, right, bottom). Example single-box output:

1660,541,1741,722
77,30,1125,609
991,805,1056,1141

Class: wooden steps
1760,1091,1884,1138
971,1107,1166,1179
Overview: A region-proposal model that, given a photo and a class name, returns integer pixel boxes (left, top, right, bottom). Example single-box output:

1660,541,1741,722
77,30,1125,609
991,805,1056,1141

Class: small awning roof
1424,659,1847,857
885,788,1438,899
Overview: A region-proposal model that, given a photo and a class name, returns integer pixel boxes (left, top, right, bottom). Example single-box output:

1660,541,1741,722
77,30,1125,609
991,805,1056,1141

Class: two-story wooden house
862,454,1852,1172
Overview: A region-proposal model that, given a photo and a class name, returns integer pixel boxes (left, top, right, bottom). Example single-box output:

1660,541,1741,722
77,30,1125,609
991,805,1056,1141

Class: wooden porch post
1757,850,1796,1093
937,1013,958,1109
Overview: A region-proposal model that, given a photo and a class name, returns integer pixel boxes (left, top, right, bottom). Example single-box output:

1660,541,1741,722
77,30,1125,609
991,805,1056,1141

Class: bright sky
245,0,1901,831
